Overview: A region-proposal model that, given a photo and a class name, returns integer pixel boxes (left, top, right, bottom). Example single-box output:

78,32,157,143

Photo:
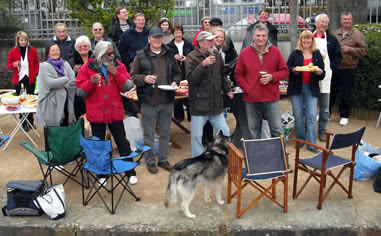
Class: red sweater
235,45,289,103
7,46,39,85
75,59,131,124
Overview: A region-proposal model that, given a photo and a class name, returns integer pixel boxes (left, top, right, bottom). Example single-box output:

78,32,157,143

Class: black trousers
330,68,356,118
15,76,35,124
90,120,135,176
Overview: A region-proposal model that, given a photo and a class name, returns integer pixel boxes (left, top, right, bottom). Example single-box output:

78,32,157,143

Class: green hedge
353,24,381,111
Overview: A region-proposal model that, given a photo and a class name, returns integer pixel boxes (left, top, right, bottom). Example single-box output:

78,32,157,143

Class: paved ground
0,98,380,235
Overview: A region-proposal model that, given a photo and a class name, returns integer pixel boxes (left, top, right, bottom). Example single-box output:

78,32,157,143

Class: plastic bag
354,140,381,181
124,117,143,151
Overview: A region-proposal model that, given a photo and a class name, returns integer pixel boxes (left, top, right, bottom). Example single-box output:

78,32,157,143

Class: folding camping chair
21,119,85,187
80,135,151,214
227,136,289,218
293,127,366,210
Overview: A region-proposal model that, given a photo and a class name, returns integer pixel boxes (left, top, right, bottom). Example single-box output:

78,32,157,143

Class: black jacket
222,36,238,65
108,18,133,47
68,50,93,72
119,27,150,69
133,44,180,104
46,36,76,61
90,37,121,60
167,38,194,80
325,33,343,73
286,50,325,97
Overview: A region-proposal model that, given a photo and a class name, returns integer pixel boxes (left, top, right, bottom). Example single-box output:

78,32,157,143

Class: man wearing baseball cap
186,31,233,157
131,27,181,174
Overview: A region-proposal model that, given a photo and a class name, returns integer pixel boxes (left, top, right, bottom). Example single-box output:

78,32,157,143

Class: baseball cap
210,18,223,26
149,27,164,37
197,31,216,41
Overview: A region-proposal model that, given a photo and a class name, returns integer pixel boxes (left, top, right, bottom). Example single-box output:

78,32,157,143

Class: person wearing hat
241,8,278,51
186,31,233,157
192,16,211,46
157,17,174,44
131,27,181,174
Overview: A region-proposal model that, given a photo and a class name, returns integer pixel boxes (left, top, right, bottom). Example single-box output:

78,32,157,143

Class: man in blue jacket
46,23,76,61
119,13,149,72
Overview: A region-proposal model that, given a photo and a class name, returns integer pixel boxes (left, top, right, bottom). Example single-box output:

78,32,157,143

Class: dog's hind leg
204,184,212,203
178,182,196,219
216,180,225,205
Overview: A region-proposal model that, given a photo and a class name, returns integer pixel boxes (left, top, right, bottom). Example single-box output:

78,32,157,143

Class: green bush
353,24,381,111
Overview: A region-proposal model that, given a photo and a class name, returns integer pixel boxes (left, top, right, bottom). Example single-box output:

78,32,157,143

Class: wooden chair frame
227,138,289,218
293,128,364,210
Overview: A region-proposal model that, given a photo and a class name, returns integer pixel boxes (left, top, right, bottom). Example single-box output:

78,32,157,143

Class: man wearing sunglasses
90,22,121,60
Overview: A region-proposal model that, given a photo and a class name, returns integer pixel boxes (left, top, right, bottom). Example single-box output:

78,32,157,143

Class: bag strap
2,206,8,216
52,188,66,210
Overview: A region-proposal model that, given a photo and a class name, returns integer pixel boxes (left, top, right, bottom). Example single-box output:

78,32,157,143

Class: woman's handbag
34,184,66,220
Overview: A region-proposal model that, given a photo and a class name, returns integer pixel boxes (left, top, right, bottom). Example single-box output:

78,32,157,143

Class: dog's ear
217,130,224,137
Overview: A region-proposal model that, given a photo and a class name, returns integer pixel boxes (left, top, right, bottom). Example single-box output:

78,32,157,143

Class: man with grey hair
313,14,342,141
330,12,367,126
235,23,288,140
46,23,76,60
76,41,137,185
90,22,121,60
131,27,181,174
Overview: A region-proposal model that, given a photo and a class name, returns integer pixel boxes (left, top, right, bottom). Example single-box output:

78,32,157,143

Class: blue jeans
245,101,282,139
191,113,230,157
290,84,318,144
318,92,330,132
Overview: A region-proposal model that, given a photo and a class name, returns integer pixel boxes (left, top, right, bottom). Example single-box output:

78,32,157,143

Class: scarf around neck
48,57,65,77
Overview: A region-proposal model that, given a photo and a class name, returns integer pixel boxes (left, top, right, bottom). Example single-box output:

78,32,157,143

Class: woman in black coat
287,30,325,153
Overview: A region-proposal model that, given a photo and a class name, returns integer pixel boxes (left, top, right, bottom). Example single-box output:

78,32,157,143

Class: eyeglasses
204,21,210,24
93,28,103,31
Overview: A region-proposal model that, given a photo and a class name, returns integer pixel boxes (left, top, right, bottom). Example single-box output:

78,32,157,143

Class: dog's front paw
217,199,225,205
185,213,196,219
204,197,212,203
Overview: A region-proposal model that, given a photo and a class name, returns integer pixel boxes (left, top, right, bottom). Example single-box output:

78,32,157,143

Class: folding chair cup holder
20,119,86,187
227,136,289,218
293,127,366,210
80,135,151,214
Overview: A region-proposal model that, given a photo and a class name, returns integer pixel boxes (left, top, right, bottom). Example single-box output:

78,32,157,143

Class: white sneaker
98,178,107,186
129,176,138,185
339,118,349,126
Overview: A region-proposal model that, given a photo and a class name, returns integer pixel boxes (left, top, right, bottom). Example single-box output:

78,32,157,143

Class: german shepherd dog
164,132,230,218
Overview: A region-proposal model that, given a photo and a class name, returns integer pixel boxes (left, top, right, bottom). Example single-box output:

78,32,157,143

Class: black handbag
2,180,45,216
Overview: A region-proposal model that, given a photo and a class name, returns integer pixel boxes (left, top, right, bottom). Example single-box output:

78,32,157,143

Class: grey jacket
36,61,76,127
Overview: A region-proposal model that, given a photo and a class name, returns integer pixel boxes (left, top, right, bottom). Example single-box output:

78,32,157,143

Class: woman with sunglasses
76,41,136,185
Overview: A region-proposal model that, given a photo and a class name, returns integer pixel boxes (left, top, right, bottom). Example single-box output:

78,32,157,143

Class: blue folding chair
80,135,151,214
293,127,366,210
227,136,289,218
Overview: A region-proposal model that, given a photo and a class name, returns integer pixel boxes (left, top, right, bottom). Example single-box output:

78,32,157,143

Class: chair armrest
228,143,244,159
294,139,330,153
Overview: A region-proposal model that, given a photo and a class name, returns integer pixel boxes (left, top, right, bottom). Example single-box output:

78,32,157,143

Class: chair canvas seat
83,159,138,175
242,168,285,181
299,153,352,172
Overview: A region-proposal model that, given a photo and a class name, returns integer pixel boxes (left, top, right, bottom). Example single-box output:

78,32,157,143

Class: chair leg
227,174,232,204
284,176,288,213
236,181,242,218
292,164,299,199
272,179,276,200
317,172,326,210
348,165,354,199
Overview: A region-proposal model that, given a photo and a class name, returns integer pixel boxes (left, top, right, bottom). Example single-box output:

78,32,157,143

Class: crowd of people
6,7,367,183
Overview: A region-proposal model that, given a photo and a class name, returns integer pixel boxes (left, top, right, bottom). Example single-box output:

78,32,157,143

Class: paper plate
157,85,178,91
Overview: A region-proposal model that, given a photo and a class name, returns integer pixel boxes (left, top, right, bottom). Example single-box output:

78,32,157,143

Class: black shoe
146,163,158,174
22,122,29,132
158,161,172,171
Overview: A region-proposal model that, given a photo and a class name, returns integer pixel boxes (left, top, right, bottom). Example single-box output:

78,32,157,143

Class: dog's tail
164,169,178,208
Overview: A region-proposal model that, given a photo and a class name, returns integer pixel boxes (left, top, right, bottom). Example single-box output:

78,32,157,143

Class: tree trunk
328,0,368,32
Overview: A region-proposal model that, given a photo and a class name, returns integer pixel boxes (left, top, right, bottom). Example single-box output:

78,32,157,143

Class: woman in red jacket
7,31,39,131
76,41,137,185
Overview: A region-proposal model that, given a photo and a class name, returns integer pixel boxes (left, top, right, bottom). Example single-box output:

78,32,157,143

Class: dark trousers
121,96,138,117
90,120,135,176
15,76,35,124
330,68,356,118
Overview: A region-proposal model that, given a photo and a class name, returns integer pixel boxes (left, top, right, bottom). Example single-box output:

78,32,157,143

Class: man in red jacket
235,23,288,139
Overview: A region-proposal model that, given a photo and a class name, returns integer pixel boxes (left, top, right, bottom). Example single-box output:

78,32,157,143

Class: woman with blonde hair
7,31,39,131
287,30,325,153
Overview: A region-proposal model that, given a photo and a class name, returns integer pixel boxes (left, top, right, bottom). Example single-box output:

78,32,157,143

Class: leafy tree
66,0,116,34
127,0,175,26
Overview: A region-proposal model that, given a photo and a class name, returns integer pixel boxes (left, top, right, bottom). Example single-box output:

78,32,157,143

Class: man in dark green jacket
186,31,233,157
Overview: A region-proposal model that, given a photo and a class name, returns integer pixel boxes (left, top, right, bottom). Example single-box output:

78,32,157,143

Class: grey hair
315,14,329,24
74,35,91,51
252,23,269,35
341,12,353,18
93,41,112,66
